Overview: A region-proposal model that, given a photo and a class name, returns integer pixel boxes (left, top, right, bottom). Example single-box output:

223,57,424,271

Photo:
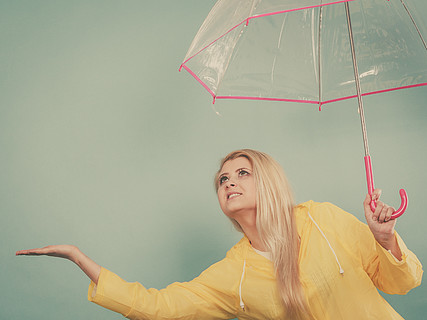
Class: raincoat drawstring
308,210,345,274
239,260,246,310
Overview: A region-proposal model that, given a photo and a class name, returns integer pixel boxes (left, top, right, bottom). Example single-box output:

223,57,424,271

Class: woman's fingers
16,247,47,256
364,189,383,216
371,200,395,223
363,193,372,212
384,206,395,222
372,188,382,201
378,205,388,222
372,201,384,222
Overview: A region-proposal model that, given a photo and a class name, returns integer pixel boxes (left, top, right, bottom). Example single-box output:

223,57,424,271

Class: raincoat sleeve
88,262,236,320
357,221,423,295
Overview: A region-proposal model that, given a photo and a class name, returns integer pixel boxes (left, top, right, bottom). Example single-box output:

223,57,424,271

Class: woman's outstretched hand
16,245,78,260
364,189,402,260
16,245,101,284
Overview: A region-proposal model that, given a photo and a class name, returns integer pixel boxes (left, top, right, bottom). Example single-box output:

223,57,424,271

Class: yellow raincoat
88,201,423,319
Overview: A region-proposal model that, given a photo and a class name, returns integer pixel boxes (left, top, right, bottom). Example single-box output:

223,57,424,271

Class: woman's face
217,157,257,221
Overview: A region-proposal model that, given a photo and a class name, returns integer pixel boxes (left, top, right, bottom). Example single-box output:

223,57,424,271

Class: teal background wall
1,1,426,319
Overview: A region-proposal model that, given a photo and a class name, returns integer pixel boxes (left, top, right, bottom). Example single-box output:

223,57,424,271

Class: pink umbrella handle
364,156,407,219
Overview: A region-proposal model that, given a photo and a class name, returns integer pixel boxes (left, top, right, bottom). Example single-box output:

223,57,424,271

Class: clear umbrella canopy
181,0,427,218
181,0,427,106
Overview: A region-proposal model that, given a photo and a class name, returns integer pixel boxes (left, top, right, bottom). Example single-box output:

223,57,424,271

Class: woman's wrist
376,235,395,250
71,247,101,284
377,235,403,261
66,245,80,263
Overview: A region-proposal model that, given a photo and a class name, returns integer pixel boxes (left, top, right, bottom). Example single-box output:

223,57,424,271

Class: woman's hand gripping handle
365,155,407,219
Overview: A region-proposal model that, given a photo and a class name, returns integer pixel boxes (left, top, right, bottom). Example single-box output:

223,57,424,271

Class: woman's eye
219,176,228,185
239,170,249,176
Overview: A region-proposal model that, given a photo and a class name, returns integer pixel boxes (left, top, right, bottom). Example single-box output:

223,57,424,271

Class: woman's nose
225,180,236,188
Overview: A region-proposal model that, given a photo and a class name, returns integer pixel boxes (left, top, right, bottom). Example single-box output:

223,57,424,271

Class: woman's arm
16,245,101,284
88,261,237,320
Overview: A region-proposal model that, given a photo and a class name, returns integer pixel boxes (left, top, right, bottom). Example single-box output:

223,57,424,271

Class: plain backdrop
1,1,426,319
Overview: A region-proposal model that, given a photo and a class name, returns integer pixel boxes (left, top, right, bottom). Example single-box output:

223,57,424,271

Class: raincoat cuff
376,232,408,265
87,267,133,317
88,267,106,303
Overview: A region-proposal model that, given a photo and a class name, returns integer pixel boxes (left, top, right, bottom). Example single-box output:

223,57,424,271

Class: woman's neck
243,225,267,252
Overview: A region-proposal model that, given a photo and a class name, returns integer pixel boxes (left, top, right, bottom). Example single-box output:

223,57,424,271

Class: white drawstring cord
239,260,246,310
307,211,345,274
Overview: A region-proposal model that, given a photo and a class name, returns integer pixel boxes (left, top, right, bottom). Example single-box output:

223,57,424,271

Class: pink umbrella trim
181,61,427,110
215,83,427,110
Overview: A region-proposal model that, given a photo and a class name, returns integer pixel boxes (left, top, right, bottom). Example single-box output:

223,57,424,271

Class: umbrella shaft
345,2,370,157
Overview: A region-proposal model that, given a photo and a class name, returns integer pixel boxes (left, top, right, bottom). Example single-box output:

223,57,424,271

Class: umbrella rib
271,14,287,89
317,4,323,107
215,0,258,97
399,0,427,50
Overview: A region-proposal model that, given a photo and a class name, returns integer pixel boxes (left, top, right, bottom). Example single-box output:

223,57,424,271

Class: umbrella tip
211,97,222,117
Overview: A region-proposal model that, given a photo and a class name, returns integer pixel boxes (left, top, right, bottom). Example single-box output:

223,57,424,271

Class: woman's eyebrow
219,167,252,177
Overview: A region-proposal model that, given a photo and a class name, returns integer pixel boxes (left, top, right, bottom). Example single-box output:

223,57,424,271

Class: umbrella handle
364,156,407,219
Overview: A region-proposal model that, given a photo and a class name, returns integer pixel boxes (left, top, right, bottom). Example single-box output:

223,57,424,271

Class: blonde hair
215,149,312,320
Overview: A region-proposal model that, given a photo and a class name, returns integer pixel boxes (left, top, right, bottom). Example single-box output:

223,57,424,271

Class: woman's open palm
16,245,78,261
16,245,101,283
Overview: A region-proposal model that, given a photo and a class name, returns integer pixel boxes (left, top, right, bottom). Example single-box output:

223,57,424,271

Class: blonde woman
16,149,422,319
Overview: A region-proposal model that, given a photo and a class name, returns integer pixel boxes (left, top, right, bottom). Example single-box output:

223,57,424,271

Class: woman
16,149,422,319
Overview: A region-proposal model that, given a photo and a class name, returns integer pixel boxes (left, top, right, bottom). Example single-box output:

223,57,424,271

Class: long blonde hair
215,149,312,320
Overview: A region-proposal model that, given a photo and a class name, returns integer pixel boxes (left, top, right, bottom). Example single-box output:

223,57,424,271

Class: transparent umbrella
180,0,427,218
